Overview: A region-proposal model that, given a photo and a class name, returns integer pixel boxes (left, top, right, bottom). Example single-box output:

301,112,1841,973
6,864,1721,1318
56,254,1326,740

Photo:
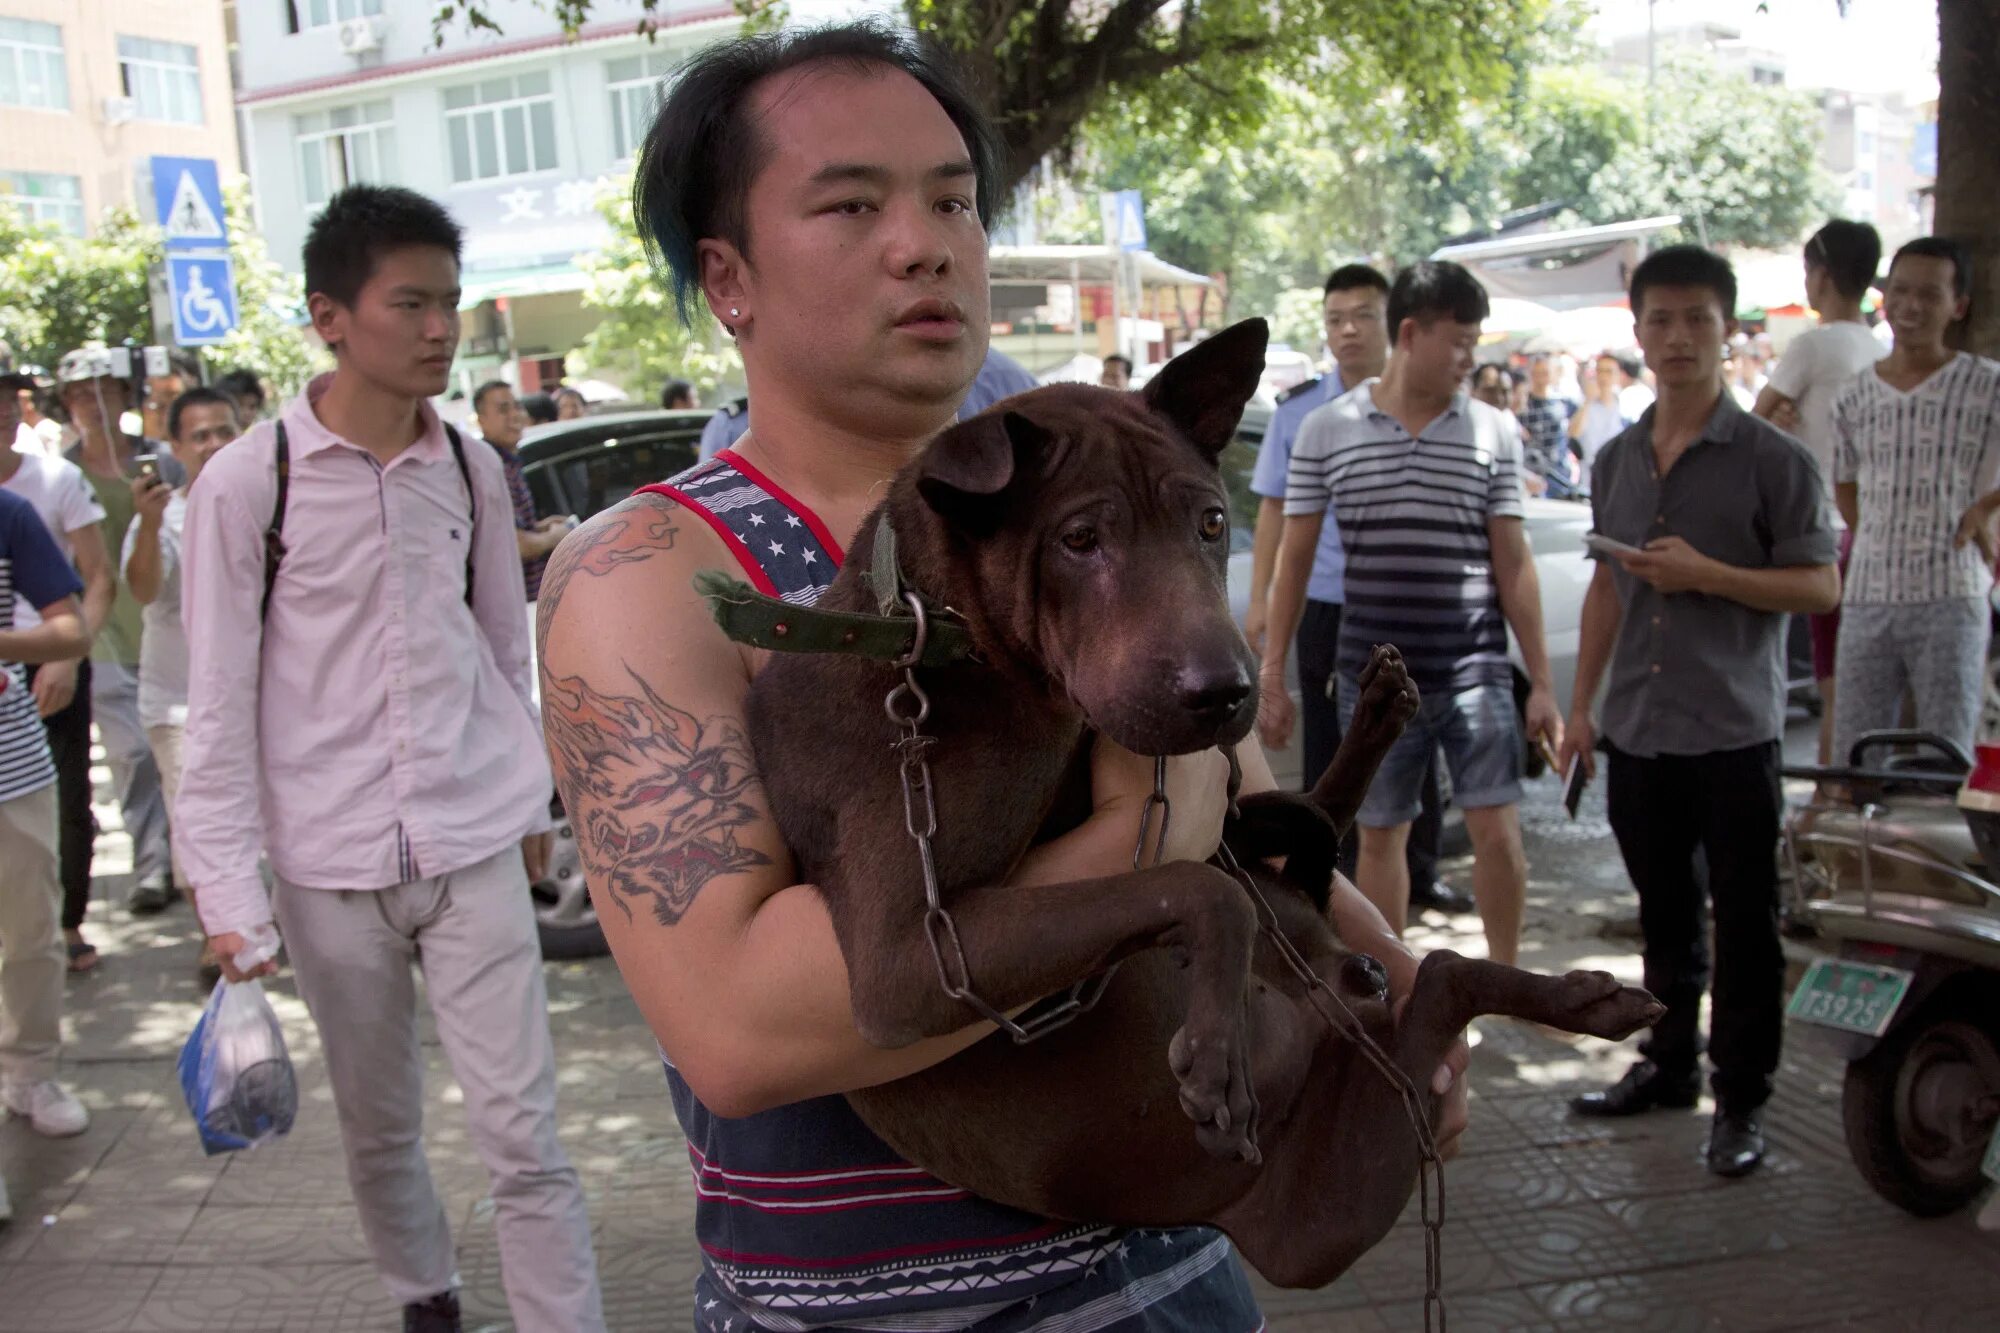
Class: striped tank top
639,451,1262,1332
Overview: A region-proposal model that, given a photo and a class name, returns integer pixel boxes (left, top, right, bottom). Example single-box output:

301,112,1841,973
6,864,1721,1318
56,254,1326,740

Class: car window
547,434,700,522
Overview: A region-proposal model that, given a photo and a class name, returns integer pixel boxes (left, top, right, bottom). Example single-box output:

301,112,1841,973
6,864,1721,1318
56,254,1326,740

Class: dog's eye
1060,526,1098,553
1199,508,1227,542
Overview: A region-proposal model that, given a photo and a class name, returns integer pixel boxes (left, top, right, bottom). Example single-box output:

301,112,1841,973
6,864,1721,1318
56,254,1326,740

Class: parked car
518,410,709,959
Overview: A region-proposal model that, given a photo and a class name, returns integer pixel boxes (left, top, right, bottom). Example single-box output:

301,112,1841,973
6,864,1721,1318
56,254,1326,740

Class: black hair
661,378,695,409
471,379,513,415
522,392,559,424
1324,263,1391,298
1472,362,1507,383
1102,354,1133,374
303,185,464,310
1889,235,1973,300
1614,353,1643,380
167,386,237,441
214,368,264,407
1629,244,1738,318
1386,261,1489,338
1805,220,1882,302
633,20,1002,322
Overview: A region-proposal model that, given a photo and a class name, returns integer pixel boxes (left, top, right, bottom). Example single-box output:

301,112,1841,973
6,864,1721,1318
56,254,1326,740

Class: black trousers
1605,740,1784,1113
28,658,94,932
1296,599,1441,893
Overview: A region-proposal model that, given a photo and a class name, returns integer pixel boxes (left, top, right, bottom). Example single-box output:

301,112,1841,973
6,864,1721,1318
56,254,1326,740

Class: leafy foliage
0,188,323,395
571,176,739,396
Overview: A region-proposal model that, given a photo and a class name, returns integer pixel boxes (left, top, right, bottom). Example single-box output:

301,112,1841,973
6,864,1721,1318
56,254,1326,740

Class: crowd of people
4,18,1999,1333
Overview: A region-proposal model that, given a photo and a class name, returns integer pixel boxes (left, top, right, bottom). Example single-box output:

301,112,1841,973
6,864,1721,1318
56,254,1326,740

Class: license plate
1984,1119,2000,1184
1786,958,1913,1037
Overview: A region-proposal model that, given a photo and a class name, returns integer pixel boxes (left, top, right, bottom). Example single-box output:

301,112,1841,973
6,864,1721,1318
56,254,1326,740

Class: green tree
0,189,323,395
442,0,1554,199
571,176,740,397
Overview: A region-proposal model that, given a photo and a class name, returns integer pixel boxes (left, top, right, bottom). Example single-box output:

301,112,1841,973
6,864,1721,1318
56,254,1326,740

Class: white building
233,0,790,392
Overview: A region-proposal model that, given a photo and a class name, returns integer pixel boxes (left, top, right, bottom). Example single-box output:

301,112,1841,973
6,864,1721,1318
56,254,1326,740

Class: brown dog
742,318,1662,1288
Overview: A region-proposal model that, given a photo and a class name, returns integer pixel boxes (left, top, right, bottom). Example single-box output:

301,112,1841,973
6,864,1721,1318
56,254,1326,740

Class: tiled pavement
4,743,1999,1330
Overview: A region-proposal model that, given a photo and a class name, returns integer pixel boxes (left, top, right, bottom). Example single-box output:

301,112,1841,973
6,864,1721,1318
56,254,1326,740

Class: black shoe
1706,1109,1766,1178
403,1290,461,1333
1409,879,1476,915
1569,1059,1699,1117
126,882,173,915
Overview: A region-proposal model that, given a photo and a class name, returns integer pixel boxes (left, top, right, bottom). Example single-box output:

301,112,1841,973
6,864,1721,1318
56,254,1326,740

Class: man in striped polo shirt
1261,261,1562,966
1831,236,2000,762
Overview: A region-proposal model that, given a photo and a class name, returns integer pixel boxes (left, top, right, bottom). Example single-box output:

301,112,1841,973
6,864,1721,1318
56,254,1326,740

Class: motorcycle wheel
1843,998,2000,1218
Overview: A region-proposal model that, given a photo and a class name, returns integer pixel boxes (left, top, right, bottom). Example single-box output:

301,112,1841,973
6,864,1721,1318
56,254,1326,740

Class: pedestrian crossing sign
150,156,227,250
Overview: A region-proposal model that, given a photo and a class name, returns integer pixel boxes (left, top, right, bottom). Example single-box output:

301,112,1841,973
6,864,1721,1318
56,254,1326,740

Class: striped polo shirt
1,488,83,803
1285,383,1525,693
1834,352,2000,605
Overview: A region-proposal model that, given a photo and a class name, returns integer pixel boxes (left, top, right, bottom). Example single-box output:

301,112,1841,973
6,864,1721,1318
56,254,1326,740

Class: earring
729,307,740,318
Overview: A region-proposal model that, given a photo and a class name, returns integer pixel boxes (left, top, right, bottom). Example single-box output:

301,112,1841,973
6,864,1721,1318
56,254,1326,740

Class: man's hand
1954,502,1999,567
1243,599,1268,658
1523,684,1563,752
1380,948,1471,1159
1090,738,1232,867
1255,669,1294,749
1558,709,1597,783
1616,536,1717,596
132,473,172,528
207,931,280,983
538,515,573,533
521,829,553,885
1767,398,1801,433
31,658,77,717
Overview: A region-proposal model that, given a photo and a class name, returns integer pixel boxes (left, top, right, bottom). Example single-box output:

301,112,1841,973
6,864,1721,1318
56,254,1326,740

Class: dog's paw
1169,1019,1262,1166
1352,646,1419,741
1546,969,1665,1041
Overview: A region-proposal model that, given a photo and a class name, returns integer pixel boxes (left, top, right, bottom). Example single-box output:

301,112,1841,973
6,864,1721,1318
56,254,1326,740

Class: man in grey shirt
1558,246,1839,1180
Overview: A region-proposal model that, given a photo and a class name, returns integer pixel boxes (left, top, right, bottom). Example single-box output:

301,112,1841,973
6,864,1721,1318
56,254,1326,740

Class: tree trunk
1934,0,2000,355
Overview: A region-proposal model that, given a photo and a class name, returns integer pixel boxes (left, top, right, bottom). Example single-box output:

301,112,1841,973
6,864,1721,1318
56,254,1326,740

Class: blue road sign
1102,190,1147,252
151,156,228,251
168,253,240,345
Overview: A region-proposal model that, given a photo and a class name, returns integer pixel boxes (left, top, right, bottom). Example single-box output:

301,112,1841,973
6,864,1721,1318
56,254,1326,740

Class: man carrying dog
538,23,1467,1331
1560,246,1838,1178
1261,262,1561,967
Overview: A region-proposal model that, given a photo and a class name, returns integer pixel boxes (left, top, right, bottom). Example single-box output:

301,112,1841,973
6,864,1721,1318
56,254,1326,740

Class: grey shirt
1590,392,1837,758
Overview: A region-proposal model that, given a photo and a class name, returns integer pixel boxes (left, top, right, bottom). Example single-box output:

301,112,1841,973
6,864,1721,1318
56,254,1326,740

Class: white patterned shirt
1835,353,2000,605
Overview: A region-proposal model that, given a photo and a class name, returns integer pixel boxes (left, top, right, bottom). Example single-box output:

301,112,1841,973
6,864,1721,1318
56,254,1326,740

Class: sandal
65,933,100,974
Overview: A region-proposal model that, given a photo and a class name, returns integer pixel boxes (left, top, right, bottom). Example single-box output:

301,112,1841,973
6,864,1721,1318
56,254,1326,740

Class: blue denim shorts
1339,677,1523,828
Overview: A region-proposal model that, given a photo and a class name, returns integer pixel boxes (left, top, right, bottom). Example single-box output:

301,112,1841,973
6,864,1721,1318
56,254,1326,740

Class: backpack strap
444,424,475,607
260,421,476,623
261,423,291,623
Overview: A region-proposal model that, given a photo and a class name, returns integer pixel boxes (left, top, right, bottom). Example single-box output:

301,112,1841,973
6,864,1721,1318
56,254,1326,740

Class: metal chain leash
890,592,1118,1043
886,596,1444,1324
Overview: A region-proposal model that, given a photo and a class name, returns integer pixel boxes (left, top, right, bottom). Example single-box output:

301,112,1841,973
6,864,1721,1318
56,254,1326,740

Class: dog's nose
1176,664,1253,720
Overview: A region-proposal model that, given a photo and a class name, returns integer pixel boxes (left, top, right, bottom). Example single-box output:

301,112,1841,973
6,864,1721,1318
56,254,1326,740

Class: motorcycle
1781,730,2000,1222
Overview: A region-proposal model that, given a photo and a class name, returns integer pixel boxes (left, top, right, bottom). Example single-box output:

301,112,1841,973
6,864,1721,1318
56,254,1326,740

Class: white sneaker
2,1078,90,1138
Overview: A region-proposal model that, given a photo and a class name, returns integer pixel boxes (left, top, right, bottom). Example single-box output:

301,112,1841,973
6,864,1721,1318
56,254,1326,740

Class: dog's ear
916,410,1052,521
1141,318,1269,461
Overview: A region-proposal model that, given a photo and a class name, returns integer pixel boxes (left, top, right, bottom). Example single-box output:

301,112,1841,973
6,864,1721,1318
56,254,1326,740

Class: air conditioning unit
102,95,136,125
337,15,385,56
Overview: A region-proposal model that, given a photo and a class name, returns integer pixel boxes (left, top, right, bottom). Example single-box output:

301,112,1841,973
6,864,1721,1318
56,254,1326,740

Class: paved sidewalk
3,742,1998,1330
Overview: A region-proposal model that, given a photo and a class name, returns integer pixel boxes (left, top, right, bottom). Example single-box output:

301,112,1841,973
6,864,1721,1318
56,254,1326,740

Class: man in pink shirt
173,186,603,1333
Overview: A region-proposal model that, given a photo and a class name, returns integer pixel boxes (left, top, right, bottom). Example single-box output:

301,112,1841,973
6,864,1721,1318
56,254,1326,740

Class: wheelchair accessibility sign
167,253,240,345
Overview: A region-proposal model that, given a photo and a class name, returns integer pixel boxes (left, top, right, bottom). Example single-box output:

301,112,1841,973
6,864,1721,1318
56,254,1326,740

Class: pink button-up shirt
175,376,550,935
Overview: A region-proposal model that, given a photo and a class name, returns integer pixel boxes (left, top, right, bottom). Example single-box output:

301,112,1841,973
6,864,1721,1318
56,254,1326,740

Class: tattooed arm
540,493,1089,1114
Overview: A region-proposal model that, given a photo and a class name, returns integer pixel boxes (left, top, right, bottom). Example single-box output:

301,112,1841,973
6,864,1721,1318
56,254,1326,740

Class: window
445,72,559,183
117,35,202,124
0,17,68,110
287,0,385,33
296,101,397,206
0,170,84,236
605,52,678,161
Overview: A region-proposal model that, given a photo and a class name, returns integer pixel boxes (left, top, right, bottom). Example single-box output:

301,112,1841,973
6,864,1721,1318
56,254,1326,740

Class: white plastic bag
176,979,298,1155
